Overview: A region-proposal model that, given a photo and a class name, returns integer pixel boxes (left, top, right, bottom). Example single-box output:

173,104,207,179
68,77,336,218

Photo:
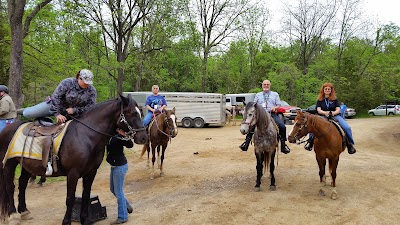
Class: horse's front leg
254,152,264,192
316,157,326,197
156,146,161,169
18,167,33,220
80,170,98,224
150,144,156,179
160,143,168,177
269,151,276,191
62,171,80,225
329,158,339,200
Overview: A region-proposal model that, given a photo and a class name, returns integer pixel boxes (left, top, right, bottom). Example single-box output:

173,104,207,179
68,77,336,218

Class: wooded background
1,0,399,113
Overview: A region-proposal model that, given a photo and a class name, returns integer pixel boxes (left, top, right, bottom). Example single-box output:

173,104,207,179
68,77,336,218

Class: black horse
0,95,147,225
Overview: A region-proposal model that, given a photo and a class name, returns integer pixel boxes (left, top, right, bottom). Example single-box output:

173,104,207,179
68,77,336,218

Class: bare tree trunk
7,0,52,108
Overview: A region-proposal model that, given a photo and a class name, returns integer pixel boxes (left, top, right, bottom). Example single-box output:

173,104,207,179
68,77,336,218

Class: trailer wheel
182,118,193,128
193,117,205,128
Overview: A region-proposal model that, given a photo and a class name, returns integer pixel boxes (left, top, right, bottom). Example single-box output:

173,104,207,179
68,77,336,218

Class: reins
68,103,144,141
153,113,174,138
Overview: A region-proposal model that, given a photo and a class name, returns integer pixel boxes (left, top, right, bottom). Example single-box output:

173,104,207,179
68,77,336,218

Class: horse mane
250,102,271,130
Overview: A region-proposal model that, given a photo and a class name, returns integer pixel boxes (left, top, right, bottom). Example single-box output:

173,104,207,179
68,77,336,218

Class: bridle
241,107,257,128
70,103,145,141
291,116,309,143
153,112,176,138
291,114,333,144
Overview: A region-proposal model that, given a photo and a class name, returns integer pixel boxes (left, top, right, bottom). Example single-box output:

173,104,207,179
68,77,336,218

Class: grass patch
14,165,66,183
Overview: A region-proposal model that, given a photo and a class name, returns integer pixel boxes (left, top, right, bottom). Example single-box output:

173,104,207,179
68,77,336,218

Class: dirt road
14,117,400,225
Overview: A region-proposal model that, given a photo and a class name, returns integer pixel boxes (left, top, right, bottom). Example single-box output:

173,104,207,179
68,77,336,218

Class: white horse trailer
123,92,226,128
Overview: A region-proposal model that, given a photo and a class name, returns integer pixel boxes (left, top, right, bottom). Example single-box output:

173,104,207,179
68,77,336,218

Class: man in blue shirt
340,102,347,119
143,85,167,127
239,80,290,154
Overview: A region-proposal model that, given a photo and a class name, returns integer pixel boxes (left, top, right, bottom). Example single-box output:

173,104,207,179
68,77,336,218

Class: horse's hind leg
2,160,19,221
18,167,33,220
254,152,264,192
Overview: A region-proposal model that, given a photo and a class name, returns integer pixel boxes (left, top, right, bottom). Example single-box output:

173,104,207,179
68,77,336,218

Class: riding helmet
0,85,9,93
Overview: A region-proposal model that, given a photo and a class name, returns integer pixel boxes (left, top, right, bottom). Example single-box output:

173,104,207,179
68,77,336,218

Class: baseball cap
79,69,93,85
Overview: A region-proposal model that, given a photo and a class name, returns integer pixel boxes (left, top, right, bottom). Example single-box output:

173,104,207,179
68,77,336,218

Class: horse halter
291,116,309,142
118,104,145,140
241,107,257,127
154,112,176,138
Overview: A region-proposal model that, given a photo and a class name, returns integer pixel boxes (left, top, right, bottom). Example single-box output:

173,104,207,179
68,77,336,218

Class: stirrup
45,162,53,176
304,142,313,151
281,144,290,154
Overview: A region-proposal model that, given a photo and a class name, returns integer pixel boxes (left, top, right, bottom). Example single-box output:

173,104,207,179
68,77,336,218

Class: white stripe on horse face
135,107,141,118
170,114,177,129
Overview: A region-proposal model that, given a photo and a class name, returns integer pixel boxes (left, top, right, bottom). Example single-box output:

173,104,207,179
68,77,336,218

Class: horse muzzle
134,131,148,144
287,135,296,143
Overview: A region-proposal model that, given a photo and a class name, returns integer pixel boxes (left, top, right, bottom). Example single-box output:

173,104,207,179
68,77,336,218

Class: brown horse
0,95,147,224
288,111,345,199
240,102,278,191
141,108,178,179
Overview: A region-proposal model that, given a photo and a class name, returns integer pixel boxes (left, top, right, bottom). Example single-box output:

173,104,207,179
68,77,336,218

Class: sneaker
110,219,127,224
127,204,133,214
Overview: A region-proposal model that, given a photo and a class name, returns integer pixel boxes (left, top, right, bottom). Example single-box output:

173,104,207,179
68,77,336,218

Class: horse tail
263,151,271,175
140,143,148,159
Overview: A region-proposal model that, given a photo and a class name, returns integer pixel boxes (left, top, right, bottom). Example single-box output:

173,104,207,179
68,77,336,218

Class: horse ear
172,107,175,113
120,94,130,106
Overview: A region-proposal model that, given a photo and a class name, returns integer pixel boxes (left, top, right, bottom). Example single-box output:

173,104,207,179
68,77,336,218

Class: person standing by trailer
0,85,17,132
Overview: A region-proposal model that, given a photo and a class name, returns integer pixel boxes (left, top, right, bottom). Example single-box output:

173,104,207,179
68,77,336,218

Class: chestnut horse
0,95,147,224
288,111,345,199
141,108,178,179
240,102,278,191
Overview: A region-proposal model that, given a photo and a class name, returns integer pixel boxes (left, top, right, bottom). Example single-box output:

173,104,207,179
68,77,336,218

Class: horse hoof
270,185,276,191
319,189,325,197
21,211,33,220
254,187,261,192
331,190,338,200
36,183,43,188
8,213,21,225
160,172,164,177
150,174,154,180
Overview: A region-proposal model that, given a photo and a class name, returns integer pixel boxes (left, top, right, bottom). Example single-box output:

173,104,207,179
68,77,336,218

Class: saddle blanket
2,121,71,164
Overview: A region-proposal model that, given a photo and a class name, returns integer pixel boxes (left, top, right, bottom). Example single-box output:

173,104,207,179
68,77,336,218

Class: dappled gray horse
240,102,278,191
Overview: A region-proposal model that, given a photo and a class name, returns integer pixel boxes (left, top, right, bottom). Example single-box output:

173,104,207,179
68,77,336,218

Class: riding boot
239,126,255,151
304,136,314,151
346,139,356,154
280,141,290,154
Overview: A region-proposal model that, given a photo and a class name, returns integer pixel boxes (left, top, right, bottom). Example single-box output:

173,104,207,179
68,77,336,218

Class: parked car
299,104,356,118
368,105,400,116
277,100,301,124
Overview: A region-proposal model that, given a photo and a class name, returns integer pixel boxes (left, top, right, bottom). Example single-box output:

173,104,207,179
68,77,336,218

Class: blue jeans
271,113,286,141
0,118,15,133
334,115,355,144
143,111,153,127
110,163,129,222
23,101,52,119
